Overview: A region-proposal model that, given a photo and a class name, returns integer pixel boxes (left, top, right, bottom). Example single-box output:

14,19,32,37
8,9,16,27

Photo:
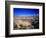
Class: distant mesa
14,16,34,19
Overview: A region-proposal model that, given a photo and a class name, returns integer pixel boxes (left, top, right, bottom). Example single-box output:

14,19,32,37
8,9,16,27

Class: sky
13,8,39,16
